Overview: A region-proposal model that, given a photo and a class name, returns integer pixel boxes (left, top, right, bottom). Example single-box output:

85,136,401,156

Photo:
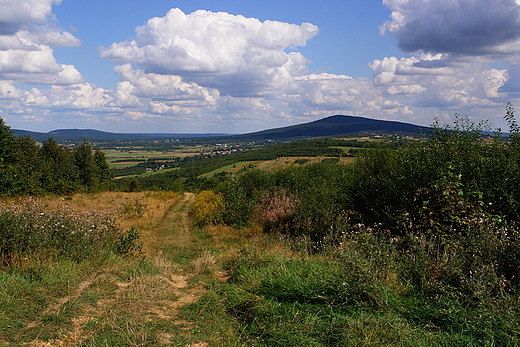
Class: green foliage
207,106,520,344
40,138,80,194
74,137,98,189
216,174,259,227
0,119,113,196
116,227,143,257
216,109,520,234
124,177,142,192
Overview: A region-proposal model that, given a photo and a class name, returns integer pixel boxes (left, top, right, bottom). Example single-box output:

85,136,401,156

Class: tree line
0,119,111,195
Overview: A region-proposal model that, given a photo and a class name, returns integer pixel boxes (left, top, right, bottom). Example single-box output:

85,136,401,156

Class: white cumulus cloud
370,54,508,110
101,8,318,97
0,0,83,86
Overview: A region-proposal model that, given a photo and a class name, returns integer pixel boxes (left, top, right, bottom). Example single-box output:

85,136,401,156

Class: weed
121,197,146,219
0,197,127,266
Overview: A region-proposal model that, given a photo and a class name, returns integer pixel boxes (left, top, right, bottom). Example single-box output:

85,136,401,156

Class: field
200,161,253,177
4,186,518,346
103,147,212,169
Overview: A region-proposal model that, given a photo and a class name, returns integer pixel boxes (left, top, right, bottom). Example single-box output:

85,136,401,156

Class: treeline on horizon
0,119,111,195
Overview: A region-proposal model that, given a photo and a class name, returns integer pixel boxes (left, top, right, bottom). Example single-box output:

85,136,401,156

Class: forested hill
13,115,426,143
231,115,426,140
11,129,228,143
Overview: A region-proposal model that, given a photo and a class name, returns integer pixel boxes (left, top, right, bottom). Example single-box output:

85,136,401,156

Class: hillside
231,115,426,140
13,115,426,143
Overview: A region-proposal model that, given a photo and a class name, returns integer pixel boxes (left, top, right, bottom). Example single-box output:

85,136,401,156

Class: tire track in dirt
25,193,208,347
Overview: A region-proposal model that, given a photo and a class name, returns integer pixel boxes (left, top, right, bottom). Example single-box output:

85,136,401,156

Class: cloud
101,8,318,97
20,25,82,47
24,83,113,109
381,0,520,55
0,45,83,85
370,54,508,111
285,73,415,121
0,0,83,85
0,0,62,34
0,81,25,99
113,63,218,103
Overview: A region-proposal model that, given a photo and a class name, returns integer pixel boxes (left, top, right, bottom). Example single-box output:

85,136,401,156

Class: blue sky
1,0,519,133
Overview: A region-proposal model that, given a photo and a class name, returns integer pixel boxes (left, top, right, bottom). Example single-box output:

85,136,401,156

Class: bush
192,190,225,225
256,189,299,234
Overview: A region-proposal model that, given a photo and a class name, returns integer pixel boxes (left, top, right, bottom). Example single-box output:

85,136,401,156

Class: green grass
139,167,180,177
200,161,252,177
190,226,520,346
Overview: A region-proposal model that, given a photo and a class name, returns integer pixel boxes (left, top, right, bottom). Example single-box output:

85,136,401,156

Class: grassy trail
18,193,215,347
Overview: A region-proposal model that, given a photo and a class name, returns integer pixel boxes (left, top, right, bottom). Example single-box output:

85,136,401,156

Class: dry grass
7,192,215,346
252,156,354,171
1,191,290,346
42,191,181,255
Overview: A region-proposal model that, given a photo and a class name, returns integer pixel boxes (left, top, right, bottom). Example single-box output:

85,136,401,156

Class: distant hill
233,115,426,140
12,115,427,143
12,128,229,143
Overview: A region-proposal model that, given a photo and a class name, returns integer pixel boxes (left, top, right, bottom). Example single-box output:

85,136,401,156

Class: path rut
24,193,209,347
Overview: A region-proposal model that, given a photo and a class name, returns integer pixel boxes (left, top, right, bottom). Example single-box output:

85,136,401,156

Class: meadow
3,113,520,345
103,148,207,169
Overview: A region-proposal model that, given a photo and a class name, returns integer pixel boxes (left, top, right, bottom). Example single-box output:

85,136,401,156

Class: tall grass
210,223,520,346
0,197,141,267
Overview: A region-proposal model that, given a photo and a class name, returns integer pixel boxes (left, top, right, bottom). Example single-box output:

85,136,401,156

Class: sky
1,0,520,134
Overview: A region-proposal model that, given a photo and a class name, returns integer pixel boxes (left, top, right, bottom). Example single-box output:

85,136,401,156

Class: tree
0,118,15,168
73,137,98,190
94,149,112,183
40,138,79,193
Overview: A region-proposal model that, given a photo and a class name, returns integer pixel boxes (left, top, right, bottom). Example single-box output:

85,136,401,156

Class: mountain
12,115,427,143
233,115,426,140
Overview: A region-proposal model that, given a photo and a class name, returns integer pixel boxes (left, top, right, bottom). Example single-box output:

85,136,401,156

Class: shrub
192,190,225,225
256,189,299,234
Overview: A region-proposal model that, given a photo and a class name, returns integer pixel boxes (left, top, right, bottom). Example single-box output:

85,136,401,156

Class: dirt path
24,193,210,347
